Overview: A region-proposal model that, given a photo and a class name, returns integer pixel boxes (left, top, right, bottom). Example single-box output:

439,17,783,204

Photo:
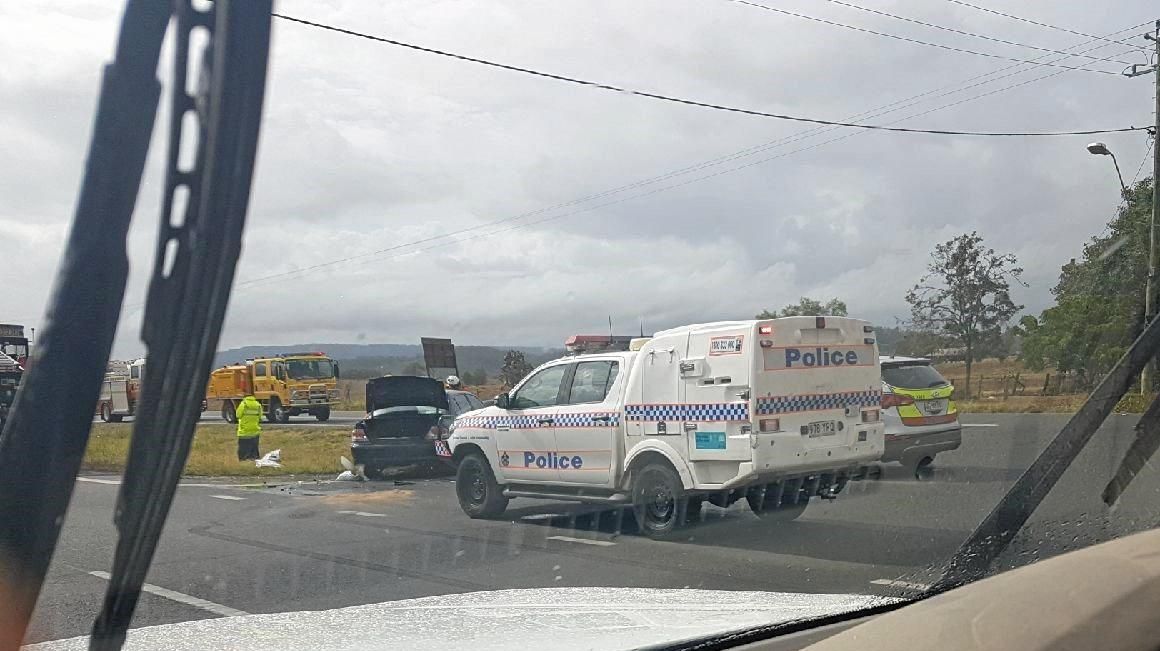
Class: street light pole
1124,20,1160,394
1087,142,1129,194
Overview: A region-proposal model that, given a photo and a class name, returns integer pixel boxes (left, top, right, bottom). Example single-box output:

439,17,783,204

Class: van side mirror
495,393,510,409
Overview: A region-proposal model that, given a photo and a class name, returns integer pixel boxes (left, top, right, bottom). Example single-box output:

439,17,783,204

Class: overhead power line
1132,135,1155,186
939,0,1149,51
820,0,1136,66
272,13,1142,136
206,21,1148,296
724,0,1123,75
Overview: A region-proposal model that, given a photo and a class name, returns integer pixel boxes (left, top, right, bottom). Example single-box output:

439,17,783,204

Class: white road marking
75,477,121,485
88,571,249,617
76,477,264,489
337,510,387,518
962,423,999,428
870,578,930,591
546,535,616,547
520,513,566,521
210,494,245,501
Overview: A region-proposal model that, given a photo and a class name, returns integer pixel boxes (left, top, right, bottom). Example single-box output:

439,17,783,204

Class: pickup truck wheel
314,406,331,422
99,403,111,423
109,413,124,423
456,452,508,518
632,463,686,538
222,401,237,424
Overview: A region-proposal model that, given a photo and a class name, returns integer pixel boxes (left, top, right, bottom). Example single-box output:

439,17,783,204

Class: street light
1086,141,1128,194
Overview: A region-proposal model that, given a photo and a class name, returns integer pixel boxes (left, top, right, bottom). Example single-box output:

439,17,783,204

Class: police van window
255,362,267,376
566,360,619,404
510,365,567,409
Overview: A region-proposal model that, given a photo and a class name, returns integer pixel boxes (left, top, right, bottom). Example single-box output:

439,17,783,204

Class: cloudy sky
2,1,1156,356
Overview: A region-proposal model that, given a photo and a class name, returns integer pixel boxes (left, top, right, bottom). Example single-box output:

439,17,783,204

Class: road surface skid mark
320,489,414,506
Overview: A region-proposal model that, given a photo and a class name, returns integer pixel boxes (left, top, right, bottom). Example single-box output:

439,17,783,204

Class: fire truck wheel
222,401,237,424
314,406,331,422
270,398,290,424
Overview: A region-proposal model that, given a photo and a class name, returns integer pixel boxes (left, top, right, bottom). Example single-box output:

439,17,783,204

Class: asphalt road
26,413,1160,644
92,410,365,429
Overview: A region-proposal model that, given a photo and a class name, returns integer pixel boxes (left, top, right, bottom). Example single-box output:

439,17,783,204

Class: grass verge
84,423,350,477
958,392,1155,414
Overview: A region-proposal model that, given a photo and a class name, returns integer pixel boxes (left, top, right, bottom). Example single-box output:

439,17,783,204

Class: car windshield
882,363,950,389
5,3,1160,651
285,358,334,379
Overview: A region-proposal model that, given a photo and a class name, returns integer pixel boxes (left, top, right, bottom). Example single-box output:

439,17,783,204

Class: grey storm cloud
1,0,1156,356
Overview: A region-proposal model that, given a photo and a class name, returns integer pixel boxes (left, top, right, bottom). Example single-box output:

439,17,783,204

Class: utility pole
1126,19,1160,394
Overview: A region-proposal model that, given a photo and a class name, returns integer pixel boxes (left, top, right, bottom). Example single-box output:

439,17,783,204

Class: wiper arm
0,0,169,646
932,314,1160,591
90,2,272,650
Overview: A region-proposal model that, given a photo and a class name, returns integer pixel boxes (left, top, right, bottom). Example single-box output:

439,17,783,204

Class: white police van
443,317,884,537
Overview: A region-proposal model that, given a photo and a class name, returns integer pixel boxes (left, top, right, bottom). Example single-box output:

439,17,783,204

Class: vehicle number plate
433,441,451,457
805,421,837,438
922,399,947,415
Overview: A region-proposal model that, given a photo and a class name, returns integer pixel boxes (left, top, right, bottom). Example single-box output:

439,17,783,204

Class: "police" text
524,451,584,469
785,347,860,368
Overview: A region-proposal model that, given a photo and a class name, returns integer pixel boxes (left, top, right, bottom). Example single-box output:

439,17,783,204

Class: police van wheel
222,401,237,424
456,452,508,518
632,463,686,538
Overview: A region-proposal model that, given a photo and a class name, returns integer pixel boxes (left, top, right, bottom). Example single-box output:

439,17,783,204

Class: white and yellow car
879,356,961,472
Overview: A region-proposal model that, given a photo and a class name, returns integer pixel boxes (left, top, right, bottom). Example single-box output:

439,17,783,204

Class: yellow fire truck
204,352,340,423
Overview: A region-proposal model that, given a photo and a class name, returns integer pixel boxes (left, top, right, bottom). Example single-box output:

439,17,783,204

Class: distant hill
213,344,561,379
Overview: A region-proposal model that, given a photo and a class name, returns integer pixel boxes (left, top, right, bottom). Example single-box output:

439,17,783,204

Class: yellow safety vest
236,397,263,438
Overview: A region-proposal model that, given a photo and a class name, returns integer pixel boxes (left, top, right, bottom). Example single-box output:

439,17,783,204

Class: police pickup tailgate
751,316,883,473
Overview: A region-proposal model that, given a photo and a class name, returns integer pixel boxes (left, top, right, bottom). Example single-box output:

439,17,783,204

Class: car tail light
351,425,368,443
759,418,780,432
862,408,880,423
880,393,914,409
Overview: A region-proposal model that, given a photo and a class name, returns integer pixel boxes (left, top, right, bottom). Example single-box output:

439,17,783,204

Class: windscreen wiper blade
932,313,1160,591
0,1,169,647
90,2,272,650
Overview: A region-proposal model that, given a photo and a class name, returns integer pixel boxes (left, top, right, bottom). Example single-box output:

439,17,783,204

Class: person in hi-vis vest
236,393,263,461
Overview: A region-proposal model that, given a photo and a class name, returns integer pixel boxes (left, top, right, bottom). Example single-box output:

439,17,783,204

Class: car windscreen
882,363,949,389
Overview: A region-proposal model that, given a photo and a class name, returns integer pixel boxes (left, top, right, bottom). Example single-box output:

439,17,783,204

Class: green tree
906,232,1023,397
500,350,533,388
1017,179,1152,387
756,297,848,319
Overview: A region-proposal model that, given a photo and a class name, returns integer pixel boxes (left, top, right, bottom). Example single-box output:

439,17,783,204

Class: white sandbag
256,449,282,468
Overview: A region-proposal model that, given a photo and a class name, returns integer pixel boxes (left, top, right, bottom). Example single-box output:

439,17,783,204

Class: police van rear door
754,317,880,452
680,327,752,463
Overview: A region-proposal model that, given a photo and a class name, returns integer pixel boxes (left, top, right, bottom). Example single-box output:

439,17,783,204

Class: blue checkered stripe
554,412,620,428
454,412,620,429
755,390,882,415
625,403,749,422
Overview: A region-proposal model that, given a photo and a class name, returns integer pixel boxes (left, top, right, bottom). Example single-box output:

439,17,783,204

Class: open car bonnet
27,587,894,651
365,376,449,413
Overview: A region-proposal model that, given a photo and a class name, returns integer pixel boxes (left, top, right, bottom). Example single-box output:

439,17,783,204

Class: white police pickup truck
443,317,884,537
